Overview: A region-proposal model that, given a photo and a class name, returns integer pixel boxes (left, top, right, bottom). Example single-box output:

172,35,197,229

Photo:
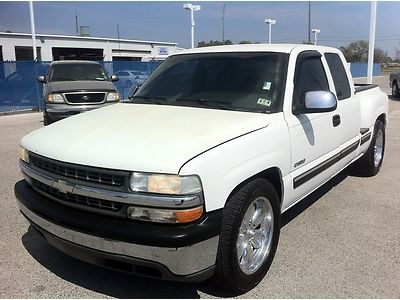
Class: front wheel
43,112,52,126
213,178,280,292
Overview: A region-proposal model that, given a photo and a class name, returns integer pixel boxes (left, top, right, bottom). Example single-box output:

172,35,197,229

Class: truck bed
354,83,379,94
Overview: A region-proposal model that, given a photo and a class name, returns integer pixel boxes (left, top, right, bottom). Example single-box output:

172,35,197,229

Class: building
0,31,184,61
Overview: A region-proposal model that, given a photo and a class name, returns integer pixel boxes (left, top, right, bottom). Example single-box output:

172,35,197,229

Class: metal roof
0,31,177,46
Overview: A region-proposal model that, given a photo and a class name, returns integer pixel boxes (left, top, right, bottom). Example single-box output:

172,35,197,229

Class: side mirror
110,75,119,82
37,75,46,83
295,91,337,114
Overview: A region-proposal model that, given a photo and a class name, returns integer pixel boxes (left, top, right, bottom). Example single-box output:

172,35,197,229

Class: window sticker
257,98,272,106
263,81,272,90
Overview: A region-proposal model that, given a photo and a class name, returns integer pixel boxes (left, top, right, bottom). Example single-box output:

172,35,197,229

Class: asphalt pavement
0,75,399,298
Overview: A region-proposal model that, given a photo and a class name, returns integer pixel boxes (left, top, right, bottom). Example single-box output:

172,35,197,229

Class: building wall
0,33,181,61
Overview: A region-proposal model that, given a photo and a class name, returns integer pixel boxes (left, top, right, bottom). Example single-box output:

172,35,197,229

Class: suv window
325,53,351,100
293,52,329,112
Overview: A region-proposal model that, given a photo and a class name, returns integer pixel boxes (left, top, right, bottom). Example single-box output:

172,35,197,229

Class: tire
43,112,52,126
351,120,385,176
392,80,400,98
213,178,281,292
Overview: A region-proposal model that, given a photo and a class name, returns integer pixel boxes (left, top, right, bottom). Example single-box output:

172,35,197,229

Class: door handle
332,114,341,127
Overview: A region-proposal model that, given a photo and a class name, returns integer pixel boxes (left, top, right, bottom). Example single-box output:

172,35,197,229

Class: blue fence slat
350,63,381,78
0,60,161,113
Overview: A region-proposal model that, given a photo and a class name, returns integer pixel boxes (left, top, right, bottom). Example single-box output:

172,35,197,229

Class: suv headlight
129,172,202,195
47,93,64,103
106,92,120,102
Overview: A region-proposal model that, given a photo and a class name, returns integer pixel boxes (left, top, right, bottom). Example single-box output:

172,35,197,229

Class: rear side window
293,53,329,111
325,53,351,100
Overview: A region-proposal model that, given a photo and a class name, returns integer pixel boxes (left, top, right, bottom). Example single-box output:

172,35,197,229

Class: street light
183,3,201,49
265,18,276,44
312,28,320,45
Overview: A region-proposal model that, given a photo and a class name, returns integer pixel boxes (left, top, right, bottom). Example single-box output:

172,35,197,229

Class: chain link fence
0,60,161,114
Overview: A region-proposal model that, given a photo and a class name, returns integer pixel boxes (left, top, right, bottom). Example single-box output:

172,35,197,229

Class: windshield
132,52,288,113
48,63,109,82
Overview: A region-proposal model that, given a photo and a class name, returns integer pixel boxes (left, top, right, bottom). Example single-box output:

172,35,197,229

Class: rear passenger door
324,52,360,168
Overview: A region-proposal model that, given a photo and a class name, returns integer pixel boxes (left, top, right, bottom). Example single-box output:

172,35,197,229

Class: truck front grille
32,179,122,211
30,154,125,188
65,93,106,104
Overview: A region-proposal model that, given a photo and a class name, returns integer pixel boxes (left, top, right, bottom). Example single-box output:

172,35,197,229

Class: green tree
340,40,391,63
239,40,252,44
197,40,233,47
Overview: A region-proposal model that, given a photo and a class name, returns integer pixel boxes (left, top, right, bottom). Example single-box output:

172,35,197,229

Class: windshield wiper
129,95,167,104
176,98,232,110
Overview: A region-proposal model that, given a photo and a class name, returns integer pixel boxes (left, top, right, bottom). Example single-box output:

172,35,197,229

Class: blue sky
0,1,399,57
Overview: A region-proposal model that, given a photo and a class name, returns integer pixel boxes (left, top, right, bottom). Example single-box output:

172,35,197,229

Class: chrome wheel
374,129,383,167
236,196,274,275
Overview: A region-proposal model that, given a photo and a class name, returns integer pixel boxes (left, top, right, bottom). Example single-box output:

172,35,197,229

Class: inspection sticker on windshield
257,98,272,106
263,81,272,90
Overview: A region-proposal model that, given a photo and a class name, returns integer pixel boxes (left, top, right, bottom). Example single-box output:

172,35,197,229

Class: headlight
129,172,202,195
106,92,120,102
127,205,203,223
47,93,64,103
19,147,29,163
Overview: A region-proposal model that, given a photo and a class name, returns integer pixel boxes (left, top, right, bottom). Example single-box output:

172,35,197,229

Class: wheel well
226,167,283,207
377,113,387,128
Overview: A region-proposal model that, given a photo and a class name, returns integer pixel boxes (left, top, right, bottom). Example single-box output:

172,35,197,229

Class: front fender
179,118,290,212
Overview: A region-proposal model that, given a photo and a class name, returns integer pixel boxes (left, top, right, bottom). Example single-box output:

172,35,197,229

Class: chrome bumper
18,200,219,276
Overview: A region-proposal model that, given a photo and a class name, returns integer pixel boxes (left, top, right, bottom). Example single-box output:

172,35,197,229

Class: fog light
127,206,203,224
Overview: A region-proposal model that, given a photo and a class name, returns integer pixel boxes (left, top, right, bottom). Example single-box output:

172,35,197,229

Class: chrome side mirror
297,90,337,114
110,75,119,82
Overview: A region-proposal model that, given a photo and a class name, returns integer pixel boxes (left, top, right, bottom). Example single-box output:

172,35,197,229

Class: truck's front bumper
14,180,222,282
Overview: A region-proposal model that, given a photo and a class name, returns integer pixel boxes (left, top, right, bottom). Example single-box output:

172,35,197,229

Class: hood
21,104,273,174
47,80,117,93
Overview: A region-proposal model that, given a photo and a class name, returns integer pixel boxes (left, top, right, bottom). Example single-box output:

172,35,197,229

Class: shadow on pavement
281,170,348,227
21,170,350,298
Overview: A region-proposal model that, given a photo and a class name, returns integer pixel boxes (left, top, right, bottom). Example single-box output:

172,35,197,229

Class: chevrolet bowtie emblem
53,179,74,194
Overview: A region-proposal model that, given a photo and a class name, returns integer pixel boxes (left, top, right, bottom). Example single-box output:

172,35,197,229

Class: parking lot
0,75,399,298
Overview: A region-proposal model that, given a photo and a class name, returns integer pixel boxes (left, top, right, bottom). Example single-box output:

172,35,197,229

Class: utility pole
29,1,37,61
222,3,225,43
75,9,79,35
117,24,121,56
308,1,311,44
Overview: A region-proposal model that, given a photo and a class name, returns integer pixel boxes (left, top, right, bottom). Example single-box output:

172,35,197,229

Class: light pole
183,3,201,48
312,28,320,45
264,18,276,44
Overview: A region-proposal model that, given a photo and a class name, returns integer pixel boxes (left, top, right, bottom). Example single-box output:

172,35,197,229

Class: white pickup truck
15,44,388,292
